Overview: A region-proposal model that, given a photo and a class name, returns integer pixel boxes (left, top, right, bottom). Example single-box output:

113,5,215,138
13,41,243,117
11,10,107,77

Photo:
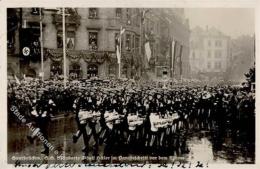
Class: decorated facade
7,8,190,80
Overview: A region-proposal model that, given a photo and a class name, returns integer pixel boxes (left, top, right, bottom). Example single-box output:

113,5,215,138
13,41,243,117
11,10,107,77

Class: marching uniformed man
27,90,56,156
72,91,94,156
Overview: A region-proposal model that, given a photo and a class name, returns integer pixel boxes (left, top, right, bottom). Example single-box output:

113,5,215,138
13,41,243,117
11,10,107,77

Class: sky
184,8,255,38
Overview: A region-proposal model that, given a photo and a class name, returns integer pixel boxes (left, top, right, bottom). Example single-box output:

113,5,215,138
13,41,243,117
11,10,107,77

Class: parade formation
8,77,255,159
6,6,256,165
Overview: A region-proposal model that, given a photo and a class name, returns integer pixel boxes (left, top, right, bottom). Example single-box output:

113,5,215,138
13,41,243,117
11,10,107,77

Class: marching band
8,78,255,157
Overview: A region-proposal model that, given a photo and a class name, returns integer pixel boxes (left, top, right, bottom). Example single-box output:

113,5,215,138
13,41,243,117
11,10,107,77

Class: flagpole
40,8,44,81
62,8,66,88
171,39,174,79
180,45,183,81
140,10,143,77
173,41,177,79
119,32,122,79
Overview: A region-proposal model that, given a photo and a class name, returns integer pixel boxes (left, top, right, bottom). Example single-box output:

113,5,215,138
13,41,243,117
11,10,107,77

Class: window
208,40,211,47
135,9,140,26
109,64,116,76
219,41,222,47
31,8,40,15
87,64,98,78
7,32,15,49
115,8,122,18
215,40,222,47
218,62,222,69
215,62,222,69
208,50,211,58
57,31,63,48
57,31,75,49
89,32,98,51
89,8,98,19
126,8,131,25
69,63,82,79
67,31,75,49
7,26,16,49
207,62,211,69
125,34,131,51
50,62,62,77
215,50,222,58
7,9,18,50
192,51,196,59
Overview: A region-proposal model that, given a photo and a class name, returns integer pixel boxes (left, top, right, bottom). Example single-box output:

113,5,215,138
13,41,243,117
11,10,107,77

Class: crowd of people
8,77,255,157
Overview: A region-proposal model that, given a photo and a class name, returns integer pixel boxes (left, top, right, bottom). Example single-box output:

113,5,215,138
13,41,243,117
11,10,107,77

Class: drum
78,110,92,124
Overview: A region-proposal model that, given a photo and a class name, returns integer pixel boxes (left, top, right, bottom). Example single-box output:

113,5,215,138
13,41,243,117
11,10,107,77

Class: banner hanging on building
179,45,183,76
116,45,121,64
171,39,176,76
145,41,151,62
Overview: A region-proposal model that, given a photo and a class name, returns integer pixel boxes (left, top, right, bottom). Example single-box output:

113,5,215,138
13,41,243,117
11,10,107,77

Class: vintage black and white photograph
7,7,256,165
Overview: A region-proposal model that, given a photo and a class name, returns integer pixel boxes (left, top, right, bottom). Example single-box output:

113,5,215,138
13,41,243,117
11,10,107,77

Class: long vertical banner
171,39,176,78
179,45,183,78
172,41,178,78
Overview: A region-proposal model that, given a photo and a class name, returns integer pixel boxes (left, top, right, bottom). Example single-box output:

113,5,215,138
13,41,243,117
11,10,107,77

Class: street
8,113,254,164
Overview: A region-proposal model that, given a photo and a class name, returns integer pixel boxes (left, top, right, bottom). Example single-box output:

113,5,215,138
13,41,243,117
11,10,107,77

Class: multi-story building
189,26,231,80
7,8,190,80
141,8,190,79
227,35,255,82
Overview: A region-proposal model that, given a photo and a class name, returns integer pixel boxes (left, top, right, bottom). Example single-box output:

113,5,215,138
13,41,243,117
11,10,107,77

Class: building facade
7,8,190,80
141,9,190,80
227,35,255,82
189,26,231,80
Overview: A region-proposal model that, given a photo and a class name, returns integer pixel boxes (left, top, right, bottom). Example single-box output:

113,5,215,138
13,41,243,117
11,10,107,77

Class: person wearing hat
125,94,138,153
154,91,168,155
86,89,103,157
113,93,128,155
147,91,161,155
103,90,121,156
72,91,94,156
27,90,55,156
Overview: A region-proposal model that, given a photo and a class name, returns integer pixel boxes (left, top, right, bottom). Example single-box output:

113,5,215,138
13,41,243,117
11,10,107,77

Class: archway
50,62,62,78
69,63,82,79
87,64,98,78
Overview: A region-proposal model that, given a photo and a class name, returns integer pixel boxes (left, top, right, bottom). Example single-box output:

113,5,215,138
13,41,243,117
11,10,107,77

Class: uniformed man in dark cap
72,91,94,156
27,89,55,156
